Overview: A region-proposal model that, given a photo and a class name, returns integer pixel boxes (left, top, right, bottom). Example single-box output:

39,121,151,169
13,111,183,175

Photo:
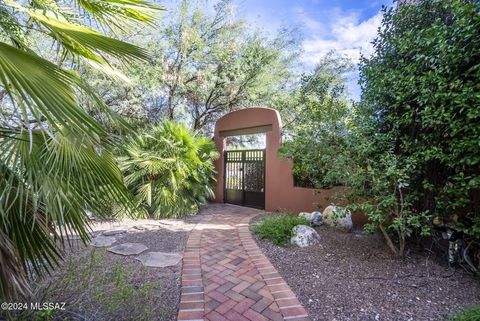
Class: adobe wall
213,107,337,213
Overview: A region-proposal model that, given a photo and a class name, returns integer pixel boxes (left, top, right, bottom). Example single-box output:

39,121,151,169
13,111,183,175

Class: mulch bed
251,214,480,321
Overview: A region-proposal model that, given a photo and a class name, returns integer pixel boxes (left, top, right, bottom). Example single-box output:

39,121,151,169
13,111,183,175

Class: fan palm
0,0,163,300
119,121,218,218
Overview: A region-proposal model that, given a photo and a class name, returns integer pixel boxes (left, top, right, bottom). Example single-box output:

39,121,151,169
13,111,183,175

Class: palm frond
0,42,104,135
0,129,136,300
119,121,219,218
5,1,151,63
76,0,164,31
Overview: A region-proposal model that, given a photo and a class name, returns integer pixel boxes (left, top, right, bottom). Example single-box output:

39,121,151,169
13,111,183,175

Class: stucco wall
213,107,340,214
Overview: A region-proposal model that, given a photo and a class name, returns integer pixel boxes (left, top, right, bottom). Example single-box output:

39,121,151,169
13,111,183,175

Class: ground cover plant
254,214,309,246
251,213,480,321
449,306,480,321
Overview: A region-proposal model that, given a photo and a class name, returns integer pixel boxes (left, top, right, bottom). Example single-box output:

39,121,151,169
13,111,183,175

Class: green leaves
0,0,162,301
254,214,309,246
0,42,104,136
77,0,164,31
357,0,480,253
0,129,136,299
119,121,218,218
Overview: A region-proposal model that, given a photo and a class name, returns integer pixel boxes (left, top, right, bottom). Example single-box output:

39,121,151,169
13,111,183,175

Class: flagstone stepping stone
131,224,161,231
102,228,127,236
90,235,117,247
108,243,148,256
136,252,183,268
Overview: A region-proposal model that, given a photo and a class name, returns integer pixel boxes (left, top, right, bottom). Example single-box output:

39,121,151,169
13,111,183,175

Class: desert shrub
449,306,480,321
119,121,219,218
254,214,309,246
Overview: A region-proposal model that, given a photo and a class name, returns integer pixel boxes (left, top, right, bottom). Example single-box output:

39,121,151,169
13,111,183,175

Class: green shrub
118,121,219,218
279,0,480,257
449,306,480,321
254,214,309,246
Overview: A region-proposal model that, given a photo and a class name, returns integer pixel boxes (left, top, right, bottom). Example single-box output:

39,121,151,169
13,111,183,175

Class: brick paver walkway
177,204,310,321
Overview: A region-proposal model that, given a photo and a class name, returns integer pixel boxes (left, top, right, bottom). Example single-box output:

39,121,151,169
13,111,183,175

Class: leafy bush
449,306,480,321
356,0,480,255
119,121,218,218
279,0,480,257
278,52,354,189
254,214,309,246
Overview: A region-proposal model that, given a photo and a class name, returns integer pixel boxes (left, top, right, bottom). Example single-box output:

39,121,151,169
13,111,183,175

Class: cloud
300,10,383,65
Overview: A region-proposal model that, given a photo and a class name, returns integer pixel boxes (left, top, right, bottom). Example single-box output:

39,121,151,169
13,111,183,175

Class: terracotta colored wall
213,107,337,214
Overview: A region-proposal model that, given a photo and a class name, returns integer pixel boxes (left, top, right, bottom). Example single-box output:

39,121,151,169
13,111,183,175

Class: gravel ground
3,215,201,321
251,214,480,321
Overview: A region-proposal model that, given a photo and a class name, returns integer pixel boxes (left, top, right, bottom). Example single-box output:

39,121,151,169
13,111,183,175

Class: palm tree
0,0,163,299
119,121,218,218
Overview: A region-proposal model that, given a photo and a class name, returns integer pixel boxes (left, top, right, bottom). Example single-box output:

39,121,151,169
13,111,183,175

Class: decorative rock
298,212,312,221
90,235,117,247
323,205,353,231
311,211,324,227
102,228,127,236
290,225,320,247
136,252,183,268
108,243,148,256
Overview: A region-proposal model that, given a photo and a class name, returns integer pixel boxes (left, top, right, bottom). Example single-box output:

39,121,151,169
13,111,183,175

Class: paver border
177,208,311,321
237,216,310,321
178,221,205,321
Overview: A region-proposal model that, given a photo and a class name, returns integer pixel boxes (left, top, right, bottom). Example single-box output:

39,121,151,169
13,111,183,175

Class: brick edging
237,215,311,321
177,222,205,321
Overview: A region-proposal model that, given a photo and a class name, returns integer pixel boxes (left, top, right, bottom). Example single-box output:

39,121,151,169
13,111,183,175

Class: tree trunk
379,223,402,257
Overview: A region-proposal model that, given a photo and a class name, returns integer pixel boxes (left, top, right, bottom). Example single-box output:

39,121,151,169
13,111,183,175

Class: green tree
278,52,354,188
279,0,480,258
159,0,299,132
89,0,300,133
0,0,162,299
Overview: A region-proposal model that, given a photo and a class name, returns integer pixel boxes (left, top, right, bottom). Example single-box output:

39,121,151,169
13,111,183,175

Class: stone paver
177,204,310,321
107,242,148,256
136,251,183,267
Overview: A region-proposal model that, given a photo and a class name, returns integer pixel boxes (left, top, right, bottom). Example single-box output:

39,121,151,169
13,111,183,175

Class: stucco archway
213,107,335,213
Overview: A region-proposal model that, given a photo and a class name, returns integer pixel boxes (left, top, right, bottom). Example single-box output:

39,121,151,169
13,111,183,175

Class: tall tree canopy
279,0,480,257
88,0,300,133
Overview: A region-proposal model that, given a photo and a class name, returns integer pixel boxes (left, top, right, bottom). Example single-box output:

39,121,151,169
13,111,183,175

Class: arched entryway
213,107,335,213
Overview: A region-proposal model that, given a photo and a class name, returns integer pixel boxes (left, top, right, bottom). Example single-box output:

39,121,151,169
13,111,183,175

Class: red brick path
177,204,310,321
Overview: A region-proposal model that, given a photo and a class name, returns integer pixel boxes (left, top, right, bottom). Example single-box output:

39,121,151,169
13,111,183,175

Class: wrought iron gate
224,149,265,209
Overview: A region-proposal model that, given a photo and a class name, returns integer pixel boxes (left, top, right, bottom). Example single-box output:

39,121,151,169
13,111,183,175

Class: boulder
298,212,312,221
323,205,353,231
290,225,320,247
311,211,324,227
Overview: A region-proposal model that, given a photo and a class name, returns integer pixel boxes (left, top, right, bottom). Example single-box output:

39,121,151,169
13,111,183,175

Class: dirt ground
1,216,201,321
251,214,480,321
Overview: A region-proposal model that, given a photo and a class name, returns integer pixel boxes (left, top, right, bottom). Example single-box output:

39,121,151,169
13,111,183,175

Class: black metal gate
224,149,265,209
